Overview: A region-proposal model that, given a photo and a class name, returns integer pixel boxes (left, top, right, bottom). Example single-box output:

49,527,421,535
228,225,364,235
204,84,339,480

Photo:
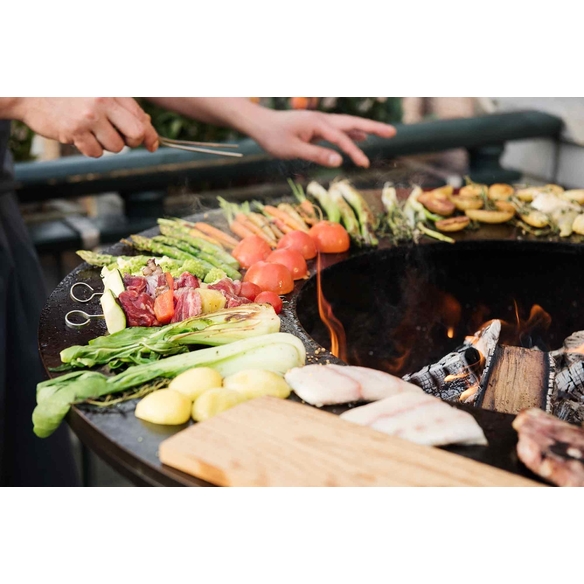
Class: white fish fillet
340,392,488,447
285,364,422,407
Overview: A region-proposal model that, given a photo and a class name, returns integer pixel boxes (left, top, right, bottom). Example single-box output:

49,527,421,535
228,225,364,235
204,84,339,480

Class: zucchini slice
101,266,125,298
100,289,126,334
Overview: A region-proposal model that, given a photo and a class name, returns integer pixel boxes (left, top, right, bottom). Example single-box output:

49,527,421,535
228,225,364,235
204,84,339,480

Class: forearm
0,98,24,120
144,97,272,138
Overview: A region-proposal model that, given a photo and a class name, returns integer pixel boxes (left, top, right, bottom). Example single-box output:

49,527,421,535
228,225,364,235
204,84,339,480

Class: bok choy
59,304,280,369
33,332,306,438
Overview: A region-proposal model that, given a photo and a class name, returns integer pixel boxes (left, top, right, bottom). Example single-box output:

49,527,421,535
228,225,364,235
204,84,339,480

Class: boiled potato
223,369,291,400
169,367,223,401
197,288,226,313
135,389,191,425
192,388,245,422
572,214,584,235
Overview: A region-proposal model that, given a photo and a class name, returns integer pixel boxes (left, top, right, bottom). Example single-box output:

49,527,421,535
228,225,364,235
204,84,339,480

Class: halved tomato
243,261,294,295
231,235,271,269
308,221,350,253
267,249,308,280
240,281,262,302
276,230,317,260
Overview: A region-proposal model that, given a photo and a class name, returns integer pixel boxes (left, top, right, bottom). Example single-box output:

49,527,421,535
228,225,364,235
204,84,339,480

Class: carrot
271,217,295,234
230,219,256,240
164,272,174,289
263,205,309,232
194,222,240,248
247,212,281,241
235,213,277,246
187,228,225,249
278,203,310,230
154,289,175,324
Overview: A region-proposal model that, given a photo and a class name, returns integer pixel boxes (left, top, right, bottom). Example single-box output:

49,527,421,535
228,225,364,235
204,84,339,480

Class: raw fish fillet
285,364,421,407
340,392,488,447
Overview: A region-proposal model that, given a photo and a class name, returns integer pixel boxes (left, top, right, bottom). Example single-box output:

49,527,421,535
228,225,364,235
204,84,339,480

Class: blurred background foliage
11,98,403,161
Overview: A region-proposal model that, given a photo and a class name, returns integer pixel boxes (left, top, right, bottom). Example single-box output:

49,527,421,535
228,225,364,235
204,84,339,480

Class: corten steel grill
29,110,571,486
38,188,584,487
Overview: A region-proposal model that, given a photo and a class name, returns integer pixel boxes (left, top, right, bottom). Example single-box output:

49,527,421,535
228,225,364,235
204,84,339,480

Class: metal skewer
70,282,103,303
158,137,243,158
65,310,104,329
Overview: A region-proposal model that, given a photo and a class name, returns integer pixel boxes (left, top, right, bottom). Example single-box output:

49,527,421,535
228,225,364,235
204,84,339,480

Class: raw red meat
118,289,159,327
174,272,200,290
122,275,147,295
208,278,248,308
171,287,202,323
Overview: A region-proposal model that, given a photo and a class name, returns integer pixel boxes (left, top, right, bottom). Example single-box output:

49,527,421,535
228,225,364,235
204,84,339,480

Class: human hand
250,109,396,168
12,97,159,158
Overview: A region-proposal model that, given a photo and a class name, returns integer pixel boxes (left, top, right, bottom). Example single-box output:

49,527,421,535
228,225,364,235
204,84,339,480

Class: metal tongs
65,282,104,329
158,137,243,158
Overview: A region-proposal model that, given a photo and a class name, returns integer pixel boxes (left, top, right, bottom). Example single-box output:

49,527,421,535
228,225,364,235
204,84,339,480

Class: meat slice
174,272,200,290
285,364,422,407
145,273,167,297
118,289,159,327
340,392,487,447
122,275,147,295
171,287,202,323
512,408,584,487
208,278,248,308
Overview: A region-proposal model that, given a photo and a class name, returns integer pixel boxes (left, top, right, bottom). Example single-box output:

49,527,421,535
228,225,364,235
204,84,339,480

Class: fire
316,253,348,361
447,327,455,339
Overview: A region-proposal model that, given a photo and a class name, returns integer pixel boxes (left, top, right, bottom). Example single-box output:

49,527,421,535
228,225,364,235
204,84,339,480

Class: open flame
316,253,348,361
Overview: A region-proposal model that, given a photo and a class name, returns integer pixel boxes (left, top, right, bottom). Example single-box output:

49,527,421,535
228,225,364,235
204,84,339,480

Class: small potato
465,209,515,224
520,210,549,228
435,216,470,232
223,369,292,400
429,185,453,198
197,288,226,313
516,187,540,202
544,184,564,196
169,367,223,402
418,192,455,216
488,183,514,200
451,195,483,211
494,200,516,214
135,389,191,425
572,214,584,235
562,189,584,205
459,184,487,198
192,388,245,422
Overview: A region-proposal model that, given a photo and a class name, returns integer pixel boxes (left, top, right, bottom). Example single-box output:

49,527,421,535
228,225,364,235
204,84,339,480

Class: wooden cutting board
159,397,543,487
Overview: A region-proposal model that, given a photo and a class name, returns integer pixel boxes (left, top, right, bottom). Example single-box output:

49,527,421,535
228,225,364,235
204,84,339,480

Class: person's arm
145,98,396,168
0,97,158,157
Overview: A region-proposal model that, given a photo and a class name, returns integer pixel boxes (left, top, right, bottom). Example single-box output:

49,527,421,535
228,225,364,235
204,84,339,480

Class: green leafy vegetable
33,332,306,438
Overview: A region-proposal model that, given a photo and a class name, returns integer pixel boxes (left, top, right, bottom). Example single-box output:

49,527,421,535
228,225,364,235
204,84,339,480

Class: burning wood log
477,346,555,414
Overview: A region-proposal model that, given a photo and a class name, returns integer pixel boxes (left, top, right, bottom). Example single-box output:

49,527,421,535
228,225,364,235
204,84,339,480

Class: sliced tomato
276,230,317,260
153,289,175,324
308,221,350,253
254,291,283,315
240,281,262,302
243,261,294,295
231,235,272,269
267,249,307,280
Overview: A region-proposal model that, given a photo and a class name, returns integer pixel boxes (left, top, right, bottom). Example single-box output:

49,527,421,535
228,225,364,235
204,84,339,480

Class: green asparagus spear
157,219,239,268
129,235,195,263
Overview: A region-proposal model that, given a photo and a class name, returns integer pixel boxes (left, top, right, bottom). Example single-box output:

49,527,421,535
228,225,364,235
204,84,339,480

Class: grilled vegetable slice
100,266,125,297
451,195,483,211
519,210,549,228
562,189,584,205
435,216,470,232
100,289,126,334
488,184,514,200
418,192,455,216
465,209,515,224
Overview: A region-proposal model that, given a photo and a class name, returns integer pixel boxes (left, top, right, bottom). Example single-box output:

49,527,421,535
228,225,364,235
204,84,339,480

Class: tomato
255,291,283,314
308,221,350,253
243,261,294,295
240,281,262,302
231,235,271,269
267,249,307,280
277,230,317,260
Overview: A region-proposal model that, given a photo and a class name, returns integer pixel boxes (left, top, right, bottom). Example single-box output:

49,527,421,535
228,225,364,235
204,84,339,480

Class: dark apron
0,121,79,486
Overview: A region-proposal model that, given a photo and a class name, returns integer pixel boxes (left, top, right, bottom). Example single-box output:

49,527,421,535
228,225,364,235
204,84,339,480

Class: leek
60,304,280,369
33,332,306,438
